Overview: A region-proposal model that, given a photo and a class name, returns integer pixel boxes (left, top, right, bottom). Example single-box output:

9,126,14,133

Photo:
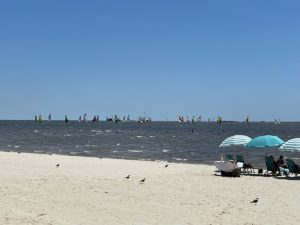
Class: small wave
149,136,155,138
173,158,182,161
34,129,39,133
137,136,143,138
91,130,103,134
7,145,11,147
64,134,71,137
162,149,170,153
75,145,80,148
172,136,176,138
33,150,44,153
113,151,118,153
105,130,112,132
14,146,20,148
70,151,81,155
84,150,93,153
85,145,90,147
128,150,143,153
116,143,121,146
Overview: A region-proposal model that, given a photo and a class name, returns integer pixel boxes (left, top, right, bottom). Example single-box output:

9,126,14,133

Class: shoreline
0,150,218,166
1,151,300,224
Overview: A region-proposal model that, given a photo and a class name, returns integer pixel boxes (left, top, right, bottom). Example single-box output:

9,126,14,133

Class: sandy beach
0,152,300,225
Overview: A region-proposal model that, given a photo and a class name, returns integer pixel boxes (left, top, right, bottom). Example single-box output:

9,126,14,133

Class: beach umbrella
219,135,252,147
246,135,284,149
279,138,300,151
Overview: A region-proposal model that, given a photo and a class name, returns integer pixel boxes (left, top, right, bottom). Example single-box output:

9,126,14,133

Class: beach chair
286,158,300,176
236,155,245,163
264,156,278,175
236,155,256,174
225,154,234,161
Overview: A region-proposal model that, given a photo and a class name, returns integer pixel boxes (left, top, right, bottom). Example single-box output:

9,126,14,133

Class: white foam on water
91,130,103,134
33,150,44,153
173,158,182,161
84,150,93,153
149,136,155,138
137,136,143,138
162,149,169,153
14,146,20,148
70,152,80,155
128,150,143,153
7,145,11,147
113,151,119,153
34,129,39,133
116,143,121,146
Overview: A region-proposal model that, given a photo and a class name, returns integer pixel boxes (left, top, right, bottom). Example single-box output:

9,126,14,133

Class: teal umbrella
246,135,284,149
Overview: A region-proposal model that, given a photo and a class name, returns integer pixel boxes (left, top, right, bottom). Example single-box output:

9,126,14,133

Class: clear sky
0,0,299,121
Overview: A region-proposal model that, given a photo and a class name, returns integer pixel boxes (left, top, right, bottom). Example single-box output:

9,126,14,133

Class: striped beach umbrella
279,138,300,151
219,135,252,147
246,135,284,149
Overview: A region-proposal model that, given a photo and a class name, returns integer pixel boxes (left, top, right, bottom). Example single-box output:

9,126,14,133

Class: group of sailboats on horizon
34,113,151,124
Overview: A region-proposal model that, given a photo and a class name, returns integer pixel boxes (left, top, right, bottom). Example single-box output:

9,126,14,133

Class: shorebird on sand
250,198,259,204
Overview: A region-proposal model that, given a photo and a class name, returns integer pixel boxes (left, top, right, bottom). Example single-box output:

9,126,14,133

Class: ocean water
0,120,300,168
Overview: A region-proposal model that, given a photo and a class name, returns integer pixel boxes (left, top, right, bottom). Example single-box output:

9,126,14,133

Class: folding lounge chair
286,158,300,176
236,155,245,163
236,155,255,173
225,154,234,161
264,156,279,175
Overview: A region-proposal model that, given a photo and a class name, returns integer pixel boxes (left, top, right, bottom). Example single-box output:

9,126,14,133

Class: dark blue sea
0,120,300,168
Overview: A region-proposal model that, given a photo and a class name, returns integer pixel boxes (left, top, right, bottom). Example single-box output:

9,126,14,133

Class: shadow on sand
273,176,300,181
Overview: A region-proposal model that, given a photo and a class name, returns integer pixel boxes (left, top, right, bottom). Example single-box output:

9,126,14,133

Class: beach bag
221,168,241,177
232,168,241,177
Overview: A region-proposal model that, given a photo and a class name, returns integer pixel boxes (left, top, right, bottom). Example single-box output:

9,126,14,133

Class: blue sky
0,0,299,121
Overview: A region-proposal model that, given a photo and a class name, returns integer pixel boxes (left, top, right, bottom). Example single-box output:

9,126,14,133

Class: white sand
0,151,300,225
